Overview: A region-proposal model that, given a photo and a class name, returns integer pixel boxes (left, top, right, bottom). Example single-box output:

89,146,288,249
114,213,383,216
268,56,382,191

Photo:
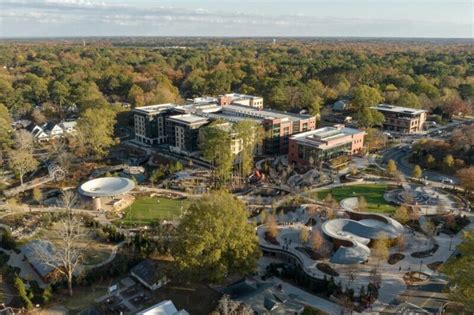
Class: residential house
136,300,188,315
130,259,168,291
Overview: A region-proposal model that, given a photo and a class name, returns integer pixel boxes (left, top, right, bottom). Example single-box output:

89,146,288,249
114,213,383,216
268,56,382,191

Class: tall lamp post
419,260,423,274
449,234,454,251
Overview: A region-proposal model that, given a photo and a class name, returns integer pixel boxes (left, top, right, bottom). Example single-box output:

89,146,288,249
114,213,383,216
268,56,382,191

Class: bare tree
214,295,253,315
8,149,38,185
14,130,34,152
35,193,84,296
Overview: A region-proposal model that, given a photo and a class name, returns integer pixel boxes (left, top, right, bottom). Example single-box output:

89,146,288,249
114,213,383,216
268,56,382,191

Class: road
380,146,459,184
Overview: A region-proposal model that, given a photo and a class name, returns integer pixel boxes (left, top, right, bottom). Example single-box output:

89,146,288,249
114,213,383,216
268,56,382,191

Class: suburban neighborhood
0,4,473,314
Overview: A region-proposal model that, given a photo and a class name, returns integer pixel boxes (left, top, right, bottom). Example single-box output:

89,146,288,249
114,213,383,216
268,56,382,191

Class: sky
0,0,472,38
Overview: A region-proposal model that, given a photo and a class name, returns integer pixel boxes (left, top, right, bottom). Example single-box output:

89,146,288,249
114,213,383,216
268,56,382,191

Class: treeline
0,40,472,121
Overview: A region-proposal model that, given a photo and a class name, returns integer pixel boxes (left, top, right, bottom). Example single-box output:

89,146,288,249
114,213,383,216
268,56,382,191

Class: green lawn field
310,184,397,214
120,197,190,225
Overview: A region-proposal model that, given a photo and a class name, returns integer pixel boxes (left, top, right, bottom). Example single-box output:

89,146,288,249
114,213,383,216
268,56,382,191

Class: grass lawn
310,184,397,214
120,197,190,225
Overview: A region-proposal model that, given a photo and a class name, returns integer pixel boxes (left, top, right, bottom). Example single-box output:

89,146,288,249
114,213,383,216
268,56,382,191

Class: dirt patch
316,263,339,277
427,261,443,271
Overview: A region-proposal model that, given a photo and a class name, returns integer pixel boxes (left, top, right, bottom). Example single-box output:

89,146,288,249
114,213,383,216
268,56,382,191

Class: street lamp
419,260,423,274
449,234,454,251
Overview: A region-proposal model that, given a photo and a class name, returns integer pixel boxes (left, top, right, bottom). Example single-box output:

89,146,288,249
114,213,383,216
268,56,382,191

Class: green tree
412,165,423,179
76,105,117,158
173,191,260,282
386,159,397,176
233,120,264,182
0,103,13,153
442,231,474,310
14,275,33,309
352,85,384,110
199,123,234,187
396,91,421,108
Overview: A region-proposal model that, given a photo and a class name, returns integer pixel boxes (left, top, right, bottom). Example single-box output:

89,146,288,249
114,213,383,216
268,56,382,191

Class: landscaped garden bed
316,263,339,277
388,253,405,265
264,232,280,245
427,261,443,271
403,271,430,285
411,243,439,258
296,247,323,260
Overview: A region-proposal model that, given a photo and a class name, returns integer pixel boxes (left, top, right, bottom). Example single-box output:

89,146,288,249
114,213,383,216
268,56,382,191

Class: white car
440,177,454,185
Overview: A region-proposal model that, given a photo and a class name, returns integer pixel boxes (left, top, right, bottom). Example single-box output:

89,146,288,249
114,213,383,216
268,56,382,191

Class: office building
371,104,427,133
288,125,365,167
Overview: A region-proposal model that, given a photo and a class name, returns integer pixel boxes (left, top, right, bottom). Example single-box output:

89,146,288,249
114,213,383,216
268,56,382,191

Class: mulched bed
305,218,317,226
388,253,405,265
316,263,339,277
264,231,280,245
411,244,439,258
296,246,323,260
403,271,430,285
427,261,443,271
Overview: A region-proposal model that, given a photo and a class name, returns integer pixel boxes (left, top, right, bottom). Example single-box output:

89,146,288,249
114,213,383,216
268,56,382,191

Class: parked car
440,177,454,185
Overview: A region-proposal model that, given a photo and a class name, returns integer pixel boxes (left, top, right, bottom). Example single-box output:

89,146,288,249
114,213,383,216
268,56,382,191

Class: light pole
419,260,423,274
449,234,454,251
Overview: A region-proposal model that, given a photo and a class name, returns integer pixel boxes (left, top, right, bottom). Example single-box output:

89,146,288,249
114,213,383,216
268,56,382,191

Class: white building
136,300,188,315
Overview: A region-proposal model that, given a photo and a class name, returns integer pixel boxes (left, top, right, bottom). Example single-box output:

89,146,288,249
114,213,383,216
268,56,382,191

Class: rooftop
21,240,60,277
133,104,178,115
291,125,365,150
222,104,312,122
136,300,189,315
131,259,165,287
372,104,427,115
168,114,209,125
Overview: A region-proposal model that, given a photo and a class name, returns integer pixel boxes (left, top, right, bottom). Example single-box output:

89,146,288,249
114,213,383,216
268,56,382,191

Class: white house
42,122,64,139
26,124,50,142
59,121,77,134
136,300,188,315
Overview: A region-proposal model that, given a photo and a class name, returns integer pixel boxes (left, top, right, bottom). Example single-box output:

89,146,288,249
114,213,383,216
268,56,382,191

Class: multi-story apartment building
132,93,317,156
166,114,209,154
217,104,316,155
133,104,178,145
288,125,365,167
371,104,427,133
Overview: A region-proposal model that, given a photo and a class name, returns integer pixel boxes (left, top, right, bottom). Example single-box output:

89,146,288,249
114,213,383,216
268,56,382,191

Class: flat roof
222,104,312,122
133,104,178,115
291,126,365,150
79,177,135,197
372,104,427,115
168,114,209,125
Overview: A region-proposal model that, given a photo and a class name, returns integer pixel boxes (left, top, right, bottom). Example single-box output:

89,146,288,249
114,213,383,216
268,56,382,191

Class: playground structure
322,209,404,264
78,177,135,211
384,184,438,206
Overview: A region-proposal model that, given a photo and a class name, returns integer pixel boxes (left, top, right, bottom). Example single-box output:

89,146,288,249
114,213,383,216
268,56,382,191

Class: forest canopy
0,38,472,120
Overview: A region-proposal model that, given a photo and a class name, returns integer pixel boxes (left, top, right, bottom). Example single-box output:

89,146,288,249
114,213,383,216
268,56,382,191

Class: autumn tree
443,154,455,171
173,191,260,282
393,206,409,225
357,196,368,212
8,149,38,185
457,166,474,195
76,104,117,158
0,103,13,155
299,228,309,244
412,165,423,179
266,215,279,239
386,159,397,176
425,154,436,169
371,235,389,265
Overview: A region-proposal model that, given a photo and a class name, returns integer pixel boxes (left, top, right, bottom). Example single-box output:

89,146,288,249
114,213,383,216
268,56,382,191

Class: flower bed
316,263,339,277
